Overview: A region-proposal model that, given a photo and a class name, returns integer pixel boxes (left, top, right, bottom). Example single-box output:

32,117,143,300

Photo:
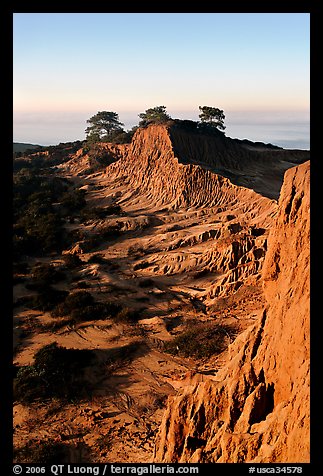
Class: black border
5,2,319,473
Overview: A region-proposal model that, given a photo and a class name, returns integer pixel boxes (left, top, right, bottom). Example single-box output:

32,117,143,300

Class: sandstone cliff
106,124,277,216
103,125,280,298
153,160,310,463
60,124,309,302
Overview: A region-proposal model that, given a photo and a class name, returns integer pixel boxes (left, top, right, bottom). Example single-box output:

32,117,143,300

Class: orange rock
153,161,310,463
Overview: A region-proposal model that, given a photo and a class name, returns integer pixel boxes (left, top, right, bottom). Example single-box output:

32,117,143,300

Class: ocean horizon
225,121,310,150
13,112,310,150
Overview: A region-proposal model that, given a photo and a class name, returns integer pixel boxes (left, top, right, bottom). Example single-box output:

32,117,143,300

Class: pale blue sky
13,13,310,147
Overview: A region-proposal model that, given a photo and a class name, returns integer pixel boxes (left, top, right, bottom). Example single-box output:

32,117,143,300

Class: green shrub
100,223,122,240
13,168,83,257
87,253,108,264
14,365,45,401
62,253,83,268
51,291,128,323
75,280,90,289
113,307,141,323
138,278,155,288
15,211,67,255
52,291,94,317
31,286,68,311
103,301,123,318
70,303,107,322
80,205,122,222
25,263,66,290
165,322,236,359
14,342,95,403
81,235,102,252
104,128,136,144
14,439,69,464
60,188,86,213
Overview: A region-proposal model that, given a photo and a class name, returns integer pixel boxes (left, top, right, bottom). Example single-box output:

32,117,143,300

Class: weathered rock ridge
99,125,282,297
102,124,308,201
153,160,310,463
59,124,309,301
106,124,277,210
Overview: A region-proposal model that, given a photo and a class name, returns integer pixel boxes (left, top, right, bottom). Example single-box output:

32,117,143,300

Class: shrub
69,303,107,322
15,211,67,255
104,128,136,144
52,291,94,317
173,119,199,131
14,342,95,402
104,301,123,318
87,253,108,264
14,439,69,464
60,188,86,212
13,168,84,257
25,263,66,290
138,278,155,288
62,253,83,268
51,292,124,322
100,223,122,240
128,245,146,257
75,280,90,289
165,322,236,359
14,366,44,402
31,286,68,311
80,205,122,222
113,307,141,323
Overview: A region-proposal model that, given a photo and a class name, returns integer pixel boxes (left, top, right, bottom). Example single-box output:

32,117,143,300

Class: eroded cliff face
106,125,277,215
153,160,310,463
102,125,278,298
57,125,281,302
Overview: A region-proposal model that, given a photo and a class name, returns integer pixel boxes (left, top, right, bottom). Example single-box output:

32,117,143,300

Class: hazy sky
13,13,310,147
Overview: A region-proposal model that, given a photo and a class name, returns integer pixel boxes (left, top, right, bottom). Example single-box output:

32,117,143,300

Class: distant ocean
225,114,310,150
14,111,310,150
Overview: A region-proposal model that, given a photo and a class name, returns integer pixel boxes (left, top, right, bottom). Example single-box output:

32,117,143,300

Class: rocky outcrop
101,124,309,300
153,160,310,463
59,142,127,175
168,123,309,199
106,125,277,216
